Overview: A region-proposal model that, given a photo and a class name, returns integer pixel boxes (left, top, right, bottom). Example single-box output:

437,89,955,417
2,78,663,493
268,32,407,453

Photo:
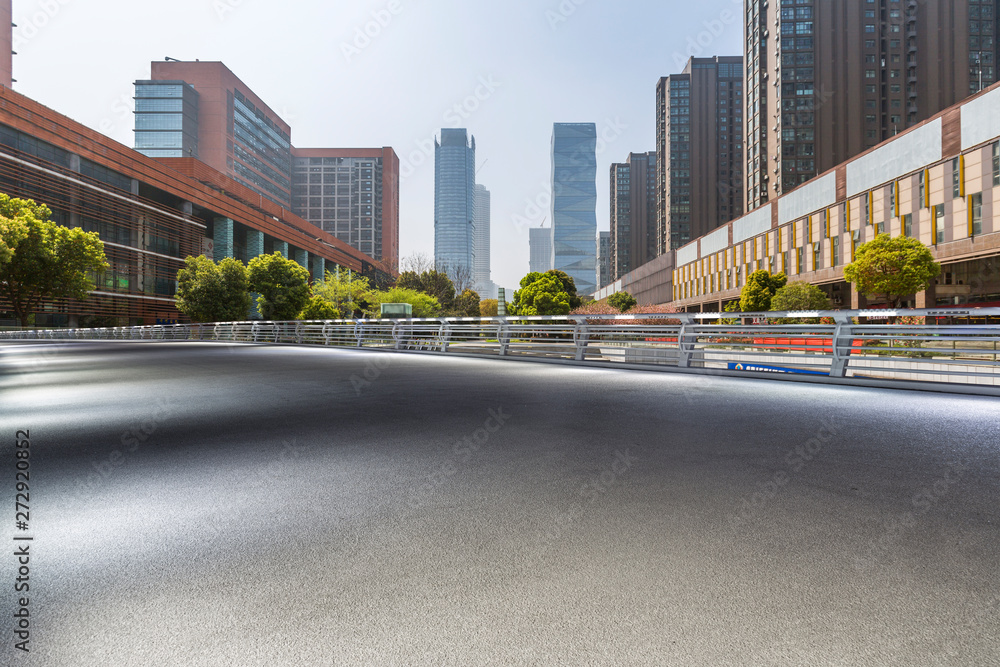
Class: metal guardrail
2,308,999,393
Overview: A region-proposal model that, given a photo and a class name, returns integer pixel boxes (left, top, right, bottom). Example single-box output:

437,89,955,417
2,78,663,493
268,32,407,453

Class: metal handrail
3,308,999,392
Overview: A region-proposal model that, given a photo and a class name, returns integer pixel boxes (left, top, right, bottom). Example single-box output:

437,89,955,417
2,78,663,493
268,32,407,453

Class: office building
551,123,598,295
598,231,611,289
610,151,657,281
473,183,493,296
746,0,1000,210
656,56,744,254
291,148,400,272
1,0,11,88
434,128,476,282
136,61,293,209
529,227,553,275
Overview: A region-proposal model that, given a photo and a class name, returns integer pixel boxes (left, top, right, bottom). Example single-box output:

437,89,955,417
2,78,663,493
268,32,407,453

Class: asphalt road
0,340,997,666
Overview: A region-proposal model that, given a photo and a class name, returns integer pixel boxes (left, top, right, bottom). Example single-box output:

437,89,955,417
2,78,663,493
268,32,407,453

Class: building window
832,236,840,266
918,171,926,208
903,213,912,237
933,204,945,244
993,142,999,186
970,192,983,236
952,157,963,198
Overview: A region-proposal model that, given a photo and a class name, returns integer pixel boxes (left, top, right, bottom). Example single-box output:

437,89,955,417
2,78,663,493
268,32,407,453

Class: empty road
0,340,997,666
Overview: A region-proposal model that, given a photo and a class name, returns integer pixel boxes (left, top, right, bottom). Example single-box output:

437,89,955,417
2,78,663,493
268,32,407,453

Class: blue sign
728,362,828,376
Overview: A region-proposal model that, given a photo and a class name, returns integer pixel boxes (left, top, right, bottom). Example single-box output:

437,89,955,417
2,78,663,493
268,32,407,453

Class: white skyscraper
473,184,495,298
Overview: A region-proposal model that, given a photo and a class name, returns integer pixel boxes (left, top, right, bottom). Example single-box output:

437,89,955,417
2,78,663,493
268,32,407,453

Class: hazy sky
11,0,742,293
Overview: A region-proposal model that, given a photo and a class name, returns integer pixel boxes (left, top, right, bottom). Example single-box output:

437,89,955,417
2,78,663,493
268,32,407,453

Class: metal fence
3,308,999,394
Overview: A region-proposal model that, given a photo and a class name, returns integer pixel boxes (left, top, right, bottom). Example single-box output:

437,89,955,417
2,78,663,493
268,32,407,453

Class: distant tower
473,183,492,294
551,123,597,295
434,128,476,282
529,227,553,274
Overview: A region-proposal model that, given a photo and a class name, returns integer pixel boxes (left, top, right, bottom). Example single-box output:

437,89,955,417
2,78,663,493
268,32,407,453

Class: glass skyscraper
133,81,200,159
551,123,597,296
434,128,476,281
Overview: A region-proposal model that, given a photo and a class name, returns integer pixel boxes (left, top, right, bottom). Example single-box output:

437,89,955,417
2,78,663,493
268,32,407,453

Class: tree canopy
176,255,252,323
770,281,831,312
369,287,440,318
396,269,456,312
247,252,311,321
608,291,638,313
510,270,582,316
452,289,481,317
844,234,940,308
479,299,499,317
739,270,788,312
308,269,371,318
0,195,109,327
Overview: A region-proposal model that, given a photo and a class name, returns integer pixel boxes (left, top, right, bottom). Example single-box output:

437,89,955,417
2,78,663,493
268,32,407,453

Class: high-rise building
656,56,744,254
473,183,492,295
136,61,293,209
291,148,400,272
610,152,657,281
598,231,611,289
745,0,1000,210
551,123,598,295
1,0,12,88
434,128,476,282
529,227,552,274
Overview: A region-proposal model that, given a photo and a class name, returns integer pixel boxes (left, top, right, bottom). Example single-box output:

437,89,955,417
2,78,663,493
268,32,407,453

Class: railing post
574,319,590,361
829,313,854,377
497,318,510,357
355,321,365,348
439,320,452,353
295,321,303,345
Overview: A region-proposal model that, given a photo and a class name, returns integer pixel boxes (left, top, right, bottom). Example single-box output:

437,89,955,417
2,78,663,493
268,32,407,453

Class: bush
608,291,638,313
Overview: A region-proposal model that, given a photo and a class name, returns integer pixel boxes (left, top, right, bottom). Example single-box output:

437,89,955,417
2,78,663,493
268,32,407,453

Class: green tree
309,269,371,318
479,299,499,317
844,234,940,308
247,252,311,321
369,287,441,318
739,270,787,312
176,255,252,323
770,281,831,311
396,269,456,311
0,195,109,327
451,289,481,317
511,270,582,316
608,291,638,313
297,295,341,320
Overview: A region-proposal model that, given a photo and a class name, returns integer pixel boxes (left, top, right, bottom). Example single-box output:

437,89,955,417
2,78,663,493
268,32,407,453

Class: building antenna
476,158,489,175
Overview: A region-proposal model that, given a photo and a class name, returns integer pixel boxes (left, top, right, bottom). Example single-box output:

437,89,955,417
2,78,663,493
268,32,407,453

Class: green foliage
739,270,787,312
479,299,499,317
176,255,251,323
297,295,341,320
396,269,456,311
770,281,831,312
0,195,109,327
608,291,638,313
247,252,311,321
369,287,440,318
511,270,582,315
844,234,940,308
310,269,371,318
452,289,481,317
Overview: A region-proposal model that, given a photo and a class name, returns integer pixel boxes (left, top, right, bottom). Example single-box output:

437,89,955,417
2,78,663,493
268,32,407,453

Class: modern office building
551,122,598,295
594,81,1000,312
598,231,611,289
291,147,400,272
656,56,744,254
136,61,293,210
472,183,495,298
529,227,553,275
434,128,476,282
0,85,379,327
745,0,1000,211
610,151,657,281
1,0,11,88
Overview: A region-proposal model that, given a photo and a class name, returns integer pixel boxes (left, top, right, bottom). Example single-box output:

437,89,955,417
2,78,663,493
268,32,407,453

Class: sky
11,0,743,294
